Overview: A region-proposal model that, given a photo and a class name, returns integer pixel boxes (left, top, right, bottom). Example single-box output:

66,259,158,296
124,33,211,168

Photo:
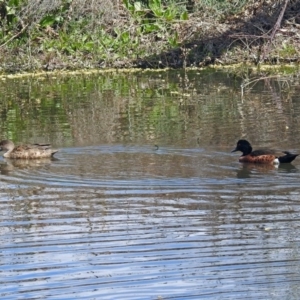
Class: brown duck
232,139,298,164
0,140,58,159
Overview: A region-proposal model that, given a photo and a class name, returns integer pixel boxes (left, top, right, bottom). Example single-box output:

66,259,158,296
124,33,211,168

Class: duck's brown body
238,153,278,164
0,140,58,159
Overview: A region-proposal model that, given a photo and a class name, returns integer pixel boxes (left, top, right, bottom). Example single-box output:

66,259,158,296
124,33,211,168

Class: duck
232,139,298,164
0,140,58,159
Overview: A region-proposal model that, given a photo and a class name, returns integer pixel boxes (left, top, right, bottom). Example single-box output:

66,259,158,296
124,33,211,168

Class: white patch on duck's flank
273,158,280,165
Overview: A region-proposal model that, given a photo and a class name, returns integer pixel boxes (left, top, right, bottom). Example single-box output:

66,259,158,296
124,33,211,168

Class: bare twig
262,0,289,60
0,20,28,48
241,75,282,97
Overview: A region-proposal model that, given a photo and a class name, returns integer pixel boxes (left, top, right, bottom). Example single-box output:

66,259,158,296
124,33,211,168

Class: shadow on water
1,70,300,299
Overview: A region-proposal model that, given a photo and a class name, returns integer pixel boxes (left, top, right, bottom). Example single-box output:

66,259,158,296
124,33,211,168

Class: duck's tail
278,151,299,163
51,149,59,157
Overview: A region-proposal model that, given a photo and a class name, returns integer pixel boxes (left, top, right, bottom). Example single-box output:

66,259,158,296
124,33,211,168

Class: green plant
39,0,72,29
5,0,20,24
168,31,179,47
124,0,187,22
278,42,297,58
122,0,188,49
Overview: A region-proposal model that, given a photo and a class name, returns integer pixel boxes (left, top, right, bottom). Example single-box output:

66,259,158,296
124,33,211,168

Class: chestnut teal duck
232,139,298,164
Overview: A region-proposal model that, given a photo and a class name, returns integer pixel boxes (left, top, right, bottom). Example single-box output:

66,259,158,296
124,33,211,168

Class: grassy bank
0,0,298,73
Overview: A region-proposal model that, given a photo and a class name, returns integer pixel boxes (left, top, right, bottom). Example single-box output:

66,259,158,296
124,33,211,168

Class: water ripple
1,147,300,299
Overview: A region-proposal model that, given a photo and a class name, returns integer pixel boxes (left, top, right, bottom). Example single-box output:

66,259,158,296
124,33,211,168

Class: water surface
1,70,300,299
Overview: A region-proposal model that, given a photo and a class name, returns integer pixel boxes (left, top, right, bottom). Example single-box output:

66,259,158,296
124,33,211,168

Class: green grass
0,0,289,72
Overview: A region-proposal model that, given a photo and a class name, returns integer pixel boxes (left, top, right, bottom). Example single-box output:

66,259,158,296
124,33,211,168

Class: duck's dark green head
232,139,253,156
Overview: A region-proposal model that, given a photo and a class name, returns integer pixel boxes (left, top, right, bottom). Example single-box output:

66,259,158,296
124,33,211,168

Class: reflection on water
234,163,299,179
1,70,300,299
1,69,300,148
0,158,58,175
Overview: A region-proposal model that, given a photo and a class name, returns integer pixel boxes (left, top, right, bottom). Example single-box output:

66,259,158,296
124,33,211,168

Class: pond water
1,69,300,299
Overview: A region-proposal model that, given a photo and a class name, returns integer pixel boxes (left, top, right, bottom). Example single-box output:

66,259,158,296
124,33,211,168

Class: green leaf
168,32,179,47
164,8,176,21
180,11,189,20
8,0,19,6
134,1,142,12
143,23,159,33
6,6,16,15
40,15,56,27
123,0,134,13
84,41,94,51
121,31,130,43
55,16,64,23
149,0,164,18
